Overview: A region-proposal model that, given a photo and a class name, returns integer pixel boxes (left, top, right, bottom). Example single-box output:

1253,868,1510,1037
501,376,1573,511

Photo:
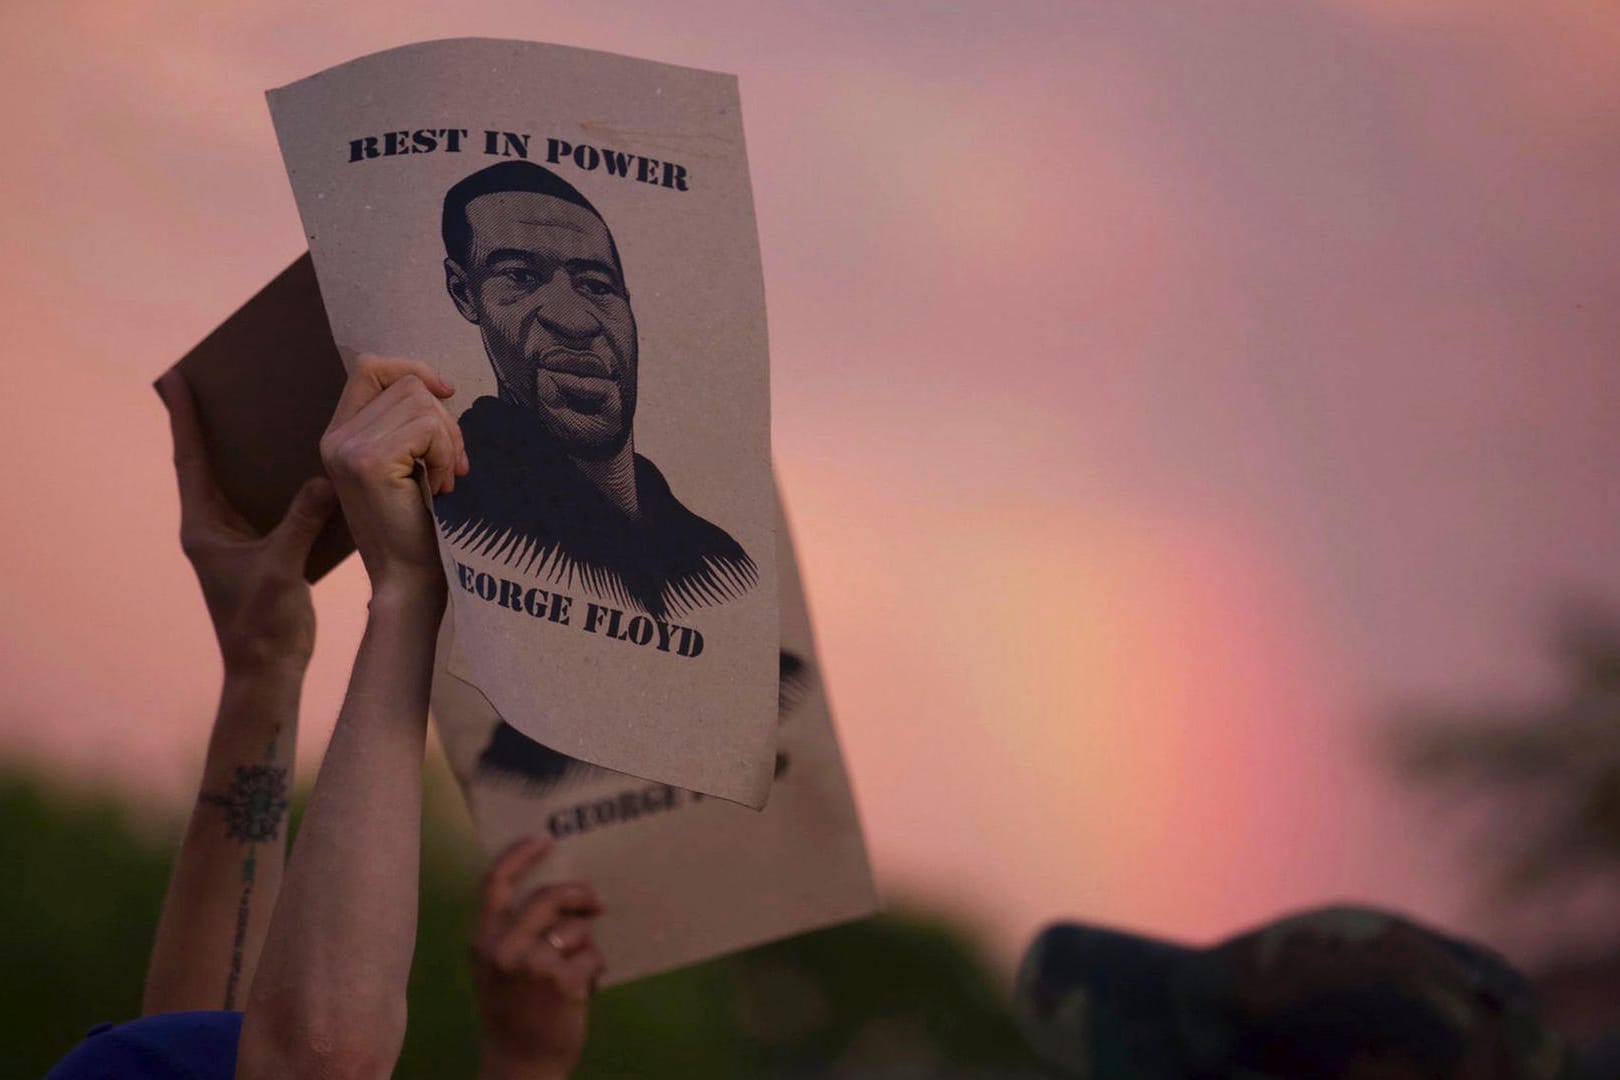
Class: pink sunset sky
3,1,1618,972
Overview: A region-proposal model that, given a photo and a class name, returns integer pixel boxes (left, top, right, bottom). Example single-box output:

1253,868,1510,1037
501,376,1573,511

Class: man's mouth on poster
529,344,630,450
539,345,615,382
537,346,619,413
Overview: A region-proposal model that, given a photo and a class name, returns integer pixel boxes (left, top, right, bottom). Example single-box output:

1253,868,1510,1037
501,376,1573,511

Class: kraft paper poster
267,40,779,805
432,494,877,986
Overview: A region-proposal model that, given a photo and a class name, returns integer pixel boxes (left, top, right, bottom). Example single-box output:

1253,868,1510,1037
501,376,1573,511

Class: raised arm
143,370,336,1015
236,356,466,1080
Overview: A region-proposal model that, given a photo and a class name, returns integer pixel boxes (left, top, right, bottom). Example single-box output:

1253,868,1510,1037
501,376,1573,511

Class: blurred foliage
1393,602,1620,1068
1394,603,1620,901
0,764,1041,1079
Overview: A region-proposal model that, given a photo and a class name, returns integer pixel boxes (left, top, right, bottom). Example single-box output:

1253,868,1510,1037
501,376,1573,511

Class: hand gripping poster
268,40,779,806
432,494,878,985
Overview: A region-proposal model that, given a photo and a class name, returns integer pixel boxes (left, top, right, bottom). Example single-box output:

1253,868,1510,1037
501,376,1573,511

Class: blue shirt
47,1011,241,1079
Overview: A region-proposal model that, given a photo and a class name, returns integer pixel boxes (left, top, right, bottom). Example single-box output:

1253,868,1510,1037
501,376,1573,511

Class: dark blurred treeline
0,763,1043,1080
1396,602,1620,1060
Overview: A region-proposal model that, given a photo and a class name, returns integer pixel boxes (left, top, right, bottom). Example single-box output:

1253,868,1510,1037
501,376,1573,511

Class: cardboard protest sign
267,40,779,806
433,494,878,986
172,254,353,582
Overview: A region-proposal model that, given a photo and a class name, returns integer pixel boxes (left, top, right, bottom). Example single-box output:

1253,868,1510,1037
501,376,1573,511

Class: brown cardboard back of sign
169,254,354,581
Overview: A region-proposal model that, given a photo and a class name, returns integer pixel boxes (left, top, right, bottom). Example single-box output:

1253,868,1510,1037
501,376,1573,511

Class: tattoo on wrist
210,727,289,1009
202,765,290,843
223,852,257,1010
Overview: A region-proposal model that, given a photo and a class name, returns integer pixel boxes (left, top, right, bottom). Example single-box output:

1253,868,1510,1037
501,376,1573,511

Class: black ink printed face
452,191,638,457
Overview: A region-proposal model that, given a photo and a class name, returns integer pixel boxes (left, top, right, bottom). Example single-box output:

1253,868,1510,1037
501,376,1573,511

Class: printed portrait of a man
434,160,756,620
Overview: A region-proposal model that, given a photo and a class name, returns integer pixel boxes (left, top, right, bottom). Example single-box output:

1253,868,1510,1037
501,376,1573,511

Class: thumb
269,476,337,564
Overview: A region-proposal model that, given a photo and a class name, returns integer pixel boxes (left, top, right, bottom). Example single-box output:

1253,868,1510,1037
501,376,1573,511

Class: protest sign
433,494,877,985
268,39,779,805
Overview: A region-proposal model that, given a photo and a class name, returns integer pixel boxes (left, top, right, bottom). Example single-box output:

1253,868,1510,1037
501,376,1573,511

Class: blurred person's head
1015,905,1573,1080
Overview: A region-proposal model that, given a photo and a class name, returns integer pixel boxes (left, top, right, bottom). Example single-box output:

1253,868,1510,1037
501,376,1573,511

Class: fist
318,355,468,595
